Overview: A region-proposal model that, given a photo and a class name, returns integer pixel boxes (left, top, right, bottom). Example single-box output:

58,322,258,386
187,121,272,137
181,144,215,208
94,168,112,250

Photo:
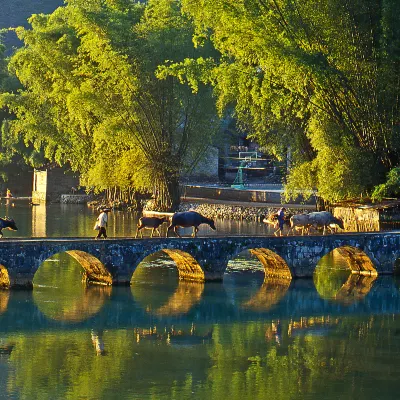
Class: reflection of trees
241,278,291,312
34,285,112,323
4,316,400,399
7,329,211,399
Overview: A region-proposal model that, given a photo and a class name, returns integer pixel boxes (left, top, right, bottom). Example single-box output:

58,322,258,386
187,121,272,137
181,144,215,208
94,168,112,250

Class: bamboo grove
2,0,400,208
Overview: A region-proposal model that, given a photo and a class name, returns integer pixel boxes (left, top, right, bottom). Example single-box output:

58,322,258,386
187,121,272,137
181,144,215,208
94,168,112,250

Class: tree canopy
1,0,218,210
163,0,400,202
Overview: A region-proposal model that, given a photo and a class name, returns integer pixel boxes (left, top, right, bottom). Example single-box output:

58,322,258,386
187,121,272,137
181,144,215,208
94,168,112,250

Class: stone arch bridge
0,232,399,288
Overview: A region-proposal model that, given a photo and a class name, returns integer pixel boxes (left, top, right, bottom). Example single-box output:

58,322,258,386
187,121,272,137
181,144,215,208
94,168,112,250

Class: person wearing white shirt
96,208,110,239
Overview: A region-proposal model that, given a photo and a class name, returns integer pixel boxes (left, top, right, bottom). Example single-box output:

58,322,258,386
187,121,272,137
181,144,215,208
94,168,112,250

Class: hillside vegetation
0,0,63,49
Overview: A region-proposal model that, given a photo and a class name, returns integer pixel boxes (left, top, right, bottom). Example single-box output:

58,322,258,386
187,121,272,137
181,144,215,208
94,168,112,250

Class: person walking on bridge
95,208,110,239
274,207,286,237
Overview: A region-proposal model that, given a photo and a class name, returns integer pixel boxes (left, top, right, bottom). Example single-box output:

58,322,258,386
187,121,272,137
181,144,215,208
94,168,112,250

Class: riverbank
142,198,314,221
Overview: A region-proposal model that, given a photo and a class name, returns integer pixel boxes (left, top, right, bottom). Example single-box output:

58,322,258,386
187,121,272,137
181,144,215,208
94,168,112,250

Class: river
0,200,272,238
1,200,400,399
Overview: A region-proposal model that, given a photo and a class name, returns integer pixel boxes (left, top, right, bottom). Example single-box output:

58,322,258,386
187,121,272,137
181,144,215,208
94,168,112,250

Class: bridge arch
224,248,292,311
131,250,204,315
65,250,112,285
133,249,205,283
0,264,10,289
226,247,292,280
314,246,377,304
320,246,377,276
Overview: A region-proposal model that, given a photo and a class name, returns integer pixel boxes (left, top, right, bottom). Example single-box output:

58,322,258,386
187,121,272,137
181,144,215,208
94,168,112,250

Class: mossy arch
65,250,113,285
248,248,292,280
136,249,205,282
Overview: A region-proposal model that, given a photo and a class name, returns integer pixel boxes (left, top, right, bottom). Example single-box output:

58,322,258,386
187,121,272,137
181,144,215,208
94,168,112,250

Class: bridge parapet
0,233,398,288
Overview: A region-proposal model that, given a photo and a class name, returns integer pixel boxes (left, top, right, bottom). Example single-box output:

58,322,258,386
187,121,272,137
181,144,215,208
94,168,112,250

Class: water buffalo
0,217,18,238
135,216,167,238
308,211,344,235
287,214,311,236
167,211,216,238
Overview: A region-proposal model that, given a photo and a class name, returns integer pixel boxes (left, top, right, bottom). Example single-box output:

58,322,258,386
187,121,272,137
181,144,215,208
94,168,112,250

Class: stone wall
32,168,79,203
183,146,219,180
60,194,92,204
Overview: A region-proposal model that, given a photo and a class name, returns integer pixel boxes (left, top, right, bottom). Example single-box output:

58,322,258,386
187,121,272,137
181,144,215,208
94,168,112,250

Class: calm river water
0,200,271,238
1,201,400,399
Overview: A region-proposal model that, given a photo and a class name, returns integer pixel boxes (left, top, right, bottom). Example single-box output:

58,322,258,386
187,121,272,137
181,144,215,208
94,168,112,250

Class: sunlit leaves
2,0,219,210
178,0,400,202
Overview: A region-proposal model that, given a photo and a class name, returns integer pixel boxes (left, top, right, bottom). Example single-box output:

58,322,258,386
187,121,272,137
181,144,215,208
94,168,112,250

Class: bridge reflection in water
33,253,112,323
131,251,204,316
314,250,377,304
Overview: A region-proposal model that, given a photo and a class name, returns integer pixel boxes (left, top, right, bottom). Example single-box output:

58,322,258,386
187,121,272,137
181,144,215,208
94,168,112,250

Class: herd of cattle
262,211,345,236
137,210,345,238
0,210,344,239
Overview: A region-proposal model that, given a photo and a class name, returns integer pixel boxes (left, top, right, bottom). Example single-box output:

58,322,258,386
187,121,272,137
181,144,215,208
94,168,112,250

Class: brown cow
135,217,167,238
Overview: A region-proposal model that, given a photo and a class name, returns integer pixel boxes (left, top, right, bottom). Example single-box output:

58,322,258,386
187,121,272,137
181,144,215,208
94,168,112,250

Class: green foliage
169,0,400,202
372,166,400,201
2,0,219,210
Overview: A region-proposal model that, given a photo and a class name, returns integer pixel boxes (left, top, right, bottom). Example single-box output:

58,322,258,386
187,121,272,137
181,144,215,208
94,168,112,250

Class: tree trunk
155,169,180,211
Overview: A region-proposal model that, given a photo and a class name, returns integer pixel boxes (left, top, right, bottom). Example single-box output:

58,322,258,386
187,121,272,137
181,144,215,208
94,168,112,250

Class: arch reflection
0,264,10,289
242,277,291,312
314,250,377,304
226,249,291,311
33,252,111,322
131,252,204,316
0,290,10,315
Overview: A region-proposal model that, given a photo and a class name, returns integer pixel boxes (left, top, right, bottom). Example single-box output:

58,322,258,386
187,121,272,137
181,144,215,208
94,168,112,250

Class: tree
1,0,218,210
0,32,42,190
165,0,400,202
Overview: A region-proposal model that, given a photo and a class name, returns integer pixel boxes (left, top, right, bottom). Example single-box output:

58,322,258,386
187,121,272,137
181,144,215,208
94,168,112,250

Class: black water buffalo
0,217,18,238
135,216,167,238
167,211,216,238
308,211,344,235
